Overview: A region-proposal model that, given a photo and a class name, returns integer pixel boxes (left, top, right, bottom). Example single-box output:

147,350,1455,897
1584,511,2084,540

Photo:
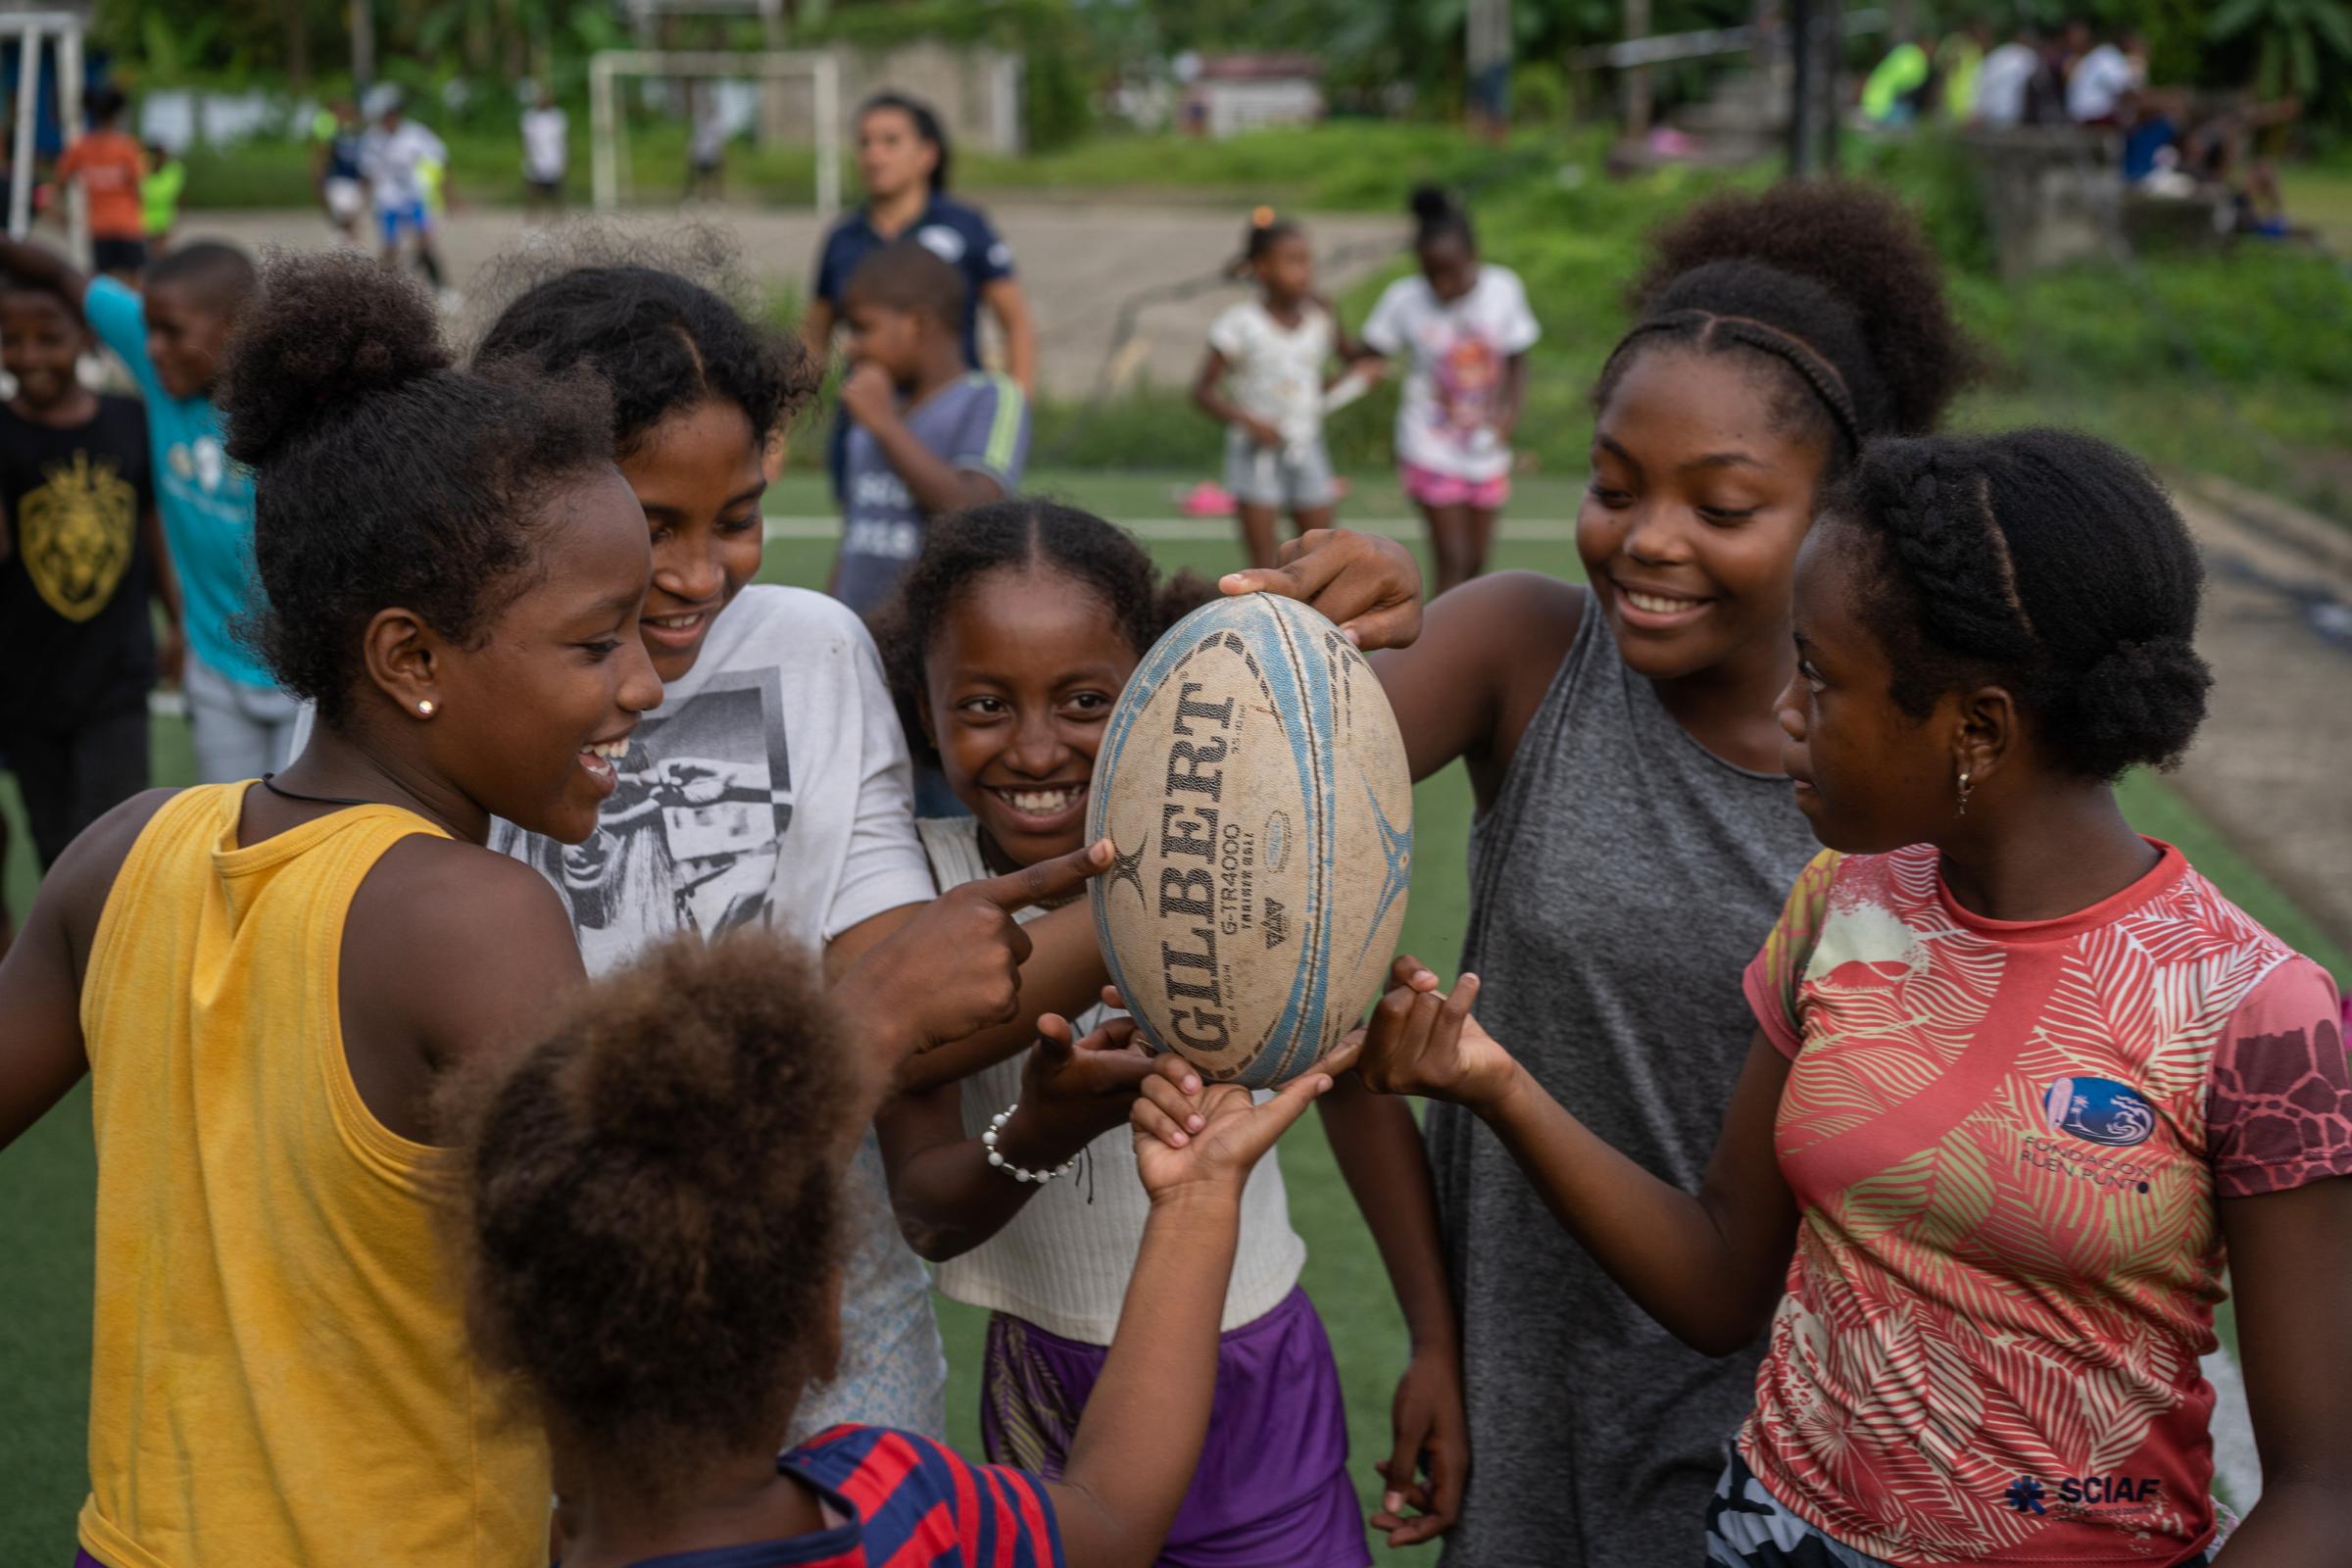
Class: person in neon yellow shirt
1936,22,1990,122
1860,36,1930,124
140,142,186,253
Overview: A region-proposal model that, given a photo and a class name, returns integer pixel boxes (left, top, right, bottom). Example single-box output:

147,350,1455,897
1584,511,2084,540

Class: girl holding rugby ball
1225,182,1975,1563
869,499,1471,1560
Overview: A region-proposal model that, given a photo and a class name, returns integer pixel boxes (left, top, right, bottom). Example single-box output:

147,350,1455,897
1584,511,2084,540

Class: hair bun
2065,635,2212,770
1630,182,1973,436
1408,183,1454,222
221,250,454,469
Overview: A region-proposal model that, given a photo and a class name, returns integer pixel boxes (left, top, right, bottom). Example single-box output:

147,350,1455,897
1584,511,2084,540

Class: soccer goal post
587,49,842,217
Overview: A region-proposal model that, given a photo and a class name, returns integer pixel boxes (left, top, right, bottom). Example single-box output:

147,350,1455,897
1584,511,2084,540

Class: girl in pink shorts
1360,185,1540,595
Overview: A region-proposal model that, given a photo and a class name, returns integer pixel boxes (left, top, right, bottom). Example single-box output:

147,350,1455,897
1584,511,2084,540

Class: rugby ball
1088,593,1413,1088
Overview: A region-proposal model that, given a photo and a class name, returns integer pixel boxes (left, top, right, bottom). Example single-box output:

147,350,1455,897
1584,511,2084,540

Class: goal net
587,49,842,217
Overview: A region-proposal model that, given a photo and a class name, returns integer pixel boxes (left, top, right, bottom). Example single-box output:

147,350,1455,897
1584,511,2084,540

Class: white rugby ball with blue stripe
1088,592,1413,1088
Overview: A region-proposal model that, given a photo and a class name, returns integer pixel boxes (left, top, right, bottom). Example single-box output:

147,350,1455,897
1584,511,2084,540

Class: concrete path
2171,488,2352,957
176,202,1404,398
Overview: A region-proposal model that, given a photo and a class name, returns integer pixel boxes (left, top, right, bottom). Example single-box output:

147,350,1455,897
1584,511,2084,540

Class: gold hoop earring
417,700,436,717
1956,768,1972,816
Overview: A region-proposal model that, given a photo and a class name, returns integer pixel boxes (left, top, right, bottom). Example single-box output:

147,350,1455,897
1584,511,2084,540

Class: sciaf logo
2006,1473,2161,1514
2041,1076,2157,1148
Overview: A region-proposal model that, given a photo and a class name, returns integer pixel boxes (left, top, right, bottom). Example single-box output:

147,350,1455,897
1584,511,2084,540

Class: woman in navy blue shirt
807,93,1036,494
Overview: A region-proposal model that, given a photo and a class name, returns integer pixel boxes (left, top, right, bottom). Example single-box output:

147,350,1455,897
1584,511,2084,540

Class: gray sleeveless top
1428,604,1819,1567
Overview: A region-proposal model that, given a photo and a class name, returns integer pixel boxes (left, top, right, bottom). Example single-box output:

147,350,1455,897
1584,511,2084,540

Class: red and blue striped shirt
620,1425,1063,1568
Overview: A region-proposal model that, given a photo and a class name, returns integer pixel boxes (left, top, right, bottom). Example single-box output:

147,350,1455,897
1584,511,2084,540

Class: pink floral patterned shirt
1739,840,2349,1566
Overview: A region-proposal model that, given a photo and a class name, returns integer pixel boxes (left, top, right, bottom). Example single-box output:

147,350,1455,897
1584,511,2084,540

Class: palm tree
2207,0,2352,99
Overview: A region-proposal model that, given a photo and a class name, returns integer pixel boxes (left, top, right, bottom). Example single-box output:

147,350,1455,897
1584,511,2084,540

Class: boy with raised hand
827,238,1029,616
0,270,176,867
0,234,288,784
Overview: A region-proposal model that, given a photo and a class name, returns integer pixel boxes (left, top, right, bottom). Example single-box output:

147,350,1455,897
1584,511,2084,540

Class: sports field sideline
0,497,2327,1561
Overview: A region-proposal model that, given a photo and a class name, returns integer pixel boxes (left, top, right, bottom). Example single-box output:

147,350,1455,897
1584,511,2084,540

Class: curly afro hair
219,250,614,726
1597,180,1974,468
440,931,860,1498
1826,427,2212,780
868,498,1210,765
471,223,816,458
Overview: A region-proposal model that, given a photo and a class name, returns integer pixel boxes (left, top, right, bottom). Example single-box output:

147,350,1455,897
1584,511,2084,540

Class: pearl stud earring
417,700,436,717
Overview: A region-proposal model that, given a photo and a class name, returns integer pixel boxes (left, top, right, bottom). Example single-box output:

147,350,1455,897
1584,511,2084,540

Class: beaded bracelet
981,1102,1079,1185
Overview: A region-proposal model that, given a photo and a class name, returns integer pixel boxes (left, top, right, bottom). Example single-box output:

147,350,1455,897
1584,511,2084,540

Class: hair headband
1607,308,1865,454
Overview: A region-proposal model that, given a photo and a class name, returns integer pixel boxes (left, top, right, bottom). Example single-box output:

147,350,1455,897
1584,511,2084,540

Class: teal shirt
85,276,273,689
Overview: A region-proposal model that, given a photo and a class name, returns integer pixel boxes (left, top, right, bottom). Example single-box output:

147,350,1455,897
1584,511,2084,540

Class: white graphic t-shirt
1361,264,1541,481
1206,298,1336,449
496,583,947,1441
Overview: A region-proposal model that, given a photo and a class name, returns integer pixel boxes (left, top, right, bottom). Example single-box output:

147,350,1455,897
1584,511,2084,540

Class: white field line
764,514,1580,542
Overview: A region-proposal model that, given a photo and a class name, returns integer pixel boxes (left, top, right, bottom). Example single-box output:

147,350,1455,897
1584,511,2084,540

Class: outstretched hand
846,839,1110,1062
1131,1035,1360,1205
1357,956,1518,1112
1219,528,1425,651
1011,1009,1158,1152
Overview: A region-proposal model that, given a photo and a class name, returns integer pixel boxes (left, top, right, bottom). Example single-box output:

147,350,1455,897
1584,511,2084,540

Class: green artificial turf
0,514,2334,1560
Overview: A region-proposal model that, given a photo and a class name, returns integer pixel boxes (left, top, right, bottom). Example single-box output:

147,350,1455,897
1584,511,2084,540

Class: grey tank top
1427,605,1820,1568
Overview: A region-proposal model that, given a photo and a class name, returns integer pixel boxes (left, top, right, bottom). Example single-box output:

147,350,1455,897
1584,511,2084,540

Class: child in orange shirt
57,88,148,280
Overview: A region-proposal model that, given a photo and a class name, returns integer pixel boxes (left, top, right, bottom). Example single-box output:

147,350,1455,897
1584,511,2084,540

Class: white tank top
919,817,1306,1343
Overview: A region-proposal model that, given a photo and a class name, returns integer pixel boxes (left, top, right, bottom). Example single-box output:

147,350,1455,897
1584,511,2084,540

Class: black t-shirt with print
0,395,157,728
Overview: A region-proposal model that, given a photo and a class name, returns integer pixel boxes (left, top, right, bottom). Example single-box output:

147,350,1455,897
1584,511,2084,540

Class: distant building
1183,54,1324,139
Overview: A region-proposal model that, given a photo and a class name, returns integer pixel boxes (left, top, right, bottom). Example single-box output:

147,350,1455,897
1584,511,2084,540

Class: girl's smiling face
922,564,1137,870
618,398,768,684
1578,345,1831,684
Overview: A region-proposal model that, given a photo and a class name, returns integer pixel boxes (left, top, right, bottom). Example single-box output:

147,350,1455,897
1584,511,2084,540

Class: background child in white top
1359,184,1540,594
868,498,1474,1557
1193,212,1380,569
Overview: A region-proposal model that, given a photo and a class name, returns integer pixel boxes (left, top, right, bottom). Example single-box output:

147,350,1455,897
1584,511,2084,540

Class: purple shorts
981,1285,1370,1568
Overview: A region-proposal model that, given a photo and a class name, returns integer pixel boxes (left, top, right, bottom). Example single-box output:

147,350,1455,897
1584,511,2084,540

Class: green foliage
1849,129,1997,277
980,126,2352,525
2208,0,2352,99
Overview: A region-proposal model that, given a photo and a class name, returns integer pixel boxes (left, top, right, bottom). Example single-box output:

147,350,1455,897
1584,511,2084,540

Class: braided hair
870,498,1209,762
1595,182,1972,470
1828,428,2212,780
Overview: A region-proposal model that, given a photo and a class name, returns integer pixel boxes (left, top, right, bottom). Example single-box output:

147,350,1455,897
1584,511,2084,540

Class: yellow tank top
75,784,550,1568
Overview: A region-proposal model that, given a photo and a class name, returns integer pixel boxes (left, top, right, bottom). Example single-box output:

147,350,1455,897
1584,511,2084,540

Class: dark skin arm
980,276,1037,394
0,789,172,1151
1356,960,1800,1356
838,363,1004,518
1048,1049,1348,1568
1218,533,1583,807
800,297,837,367
892,900,1107,1094
141,503,184,685
336,838,589,1142
1494,352,1530,446
877,1008,1163,1260
2210,1177,2352,1564
1319,1079,1470,1544
824,841,1110,1080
